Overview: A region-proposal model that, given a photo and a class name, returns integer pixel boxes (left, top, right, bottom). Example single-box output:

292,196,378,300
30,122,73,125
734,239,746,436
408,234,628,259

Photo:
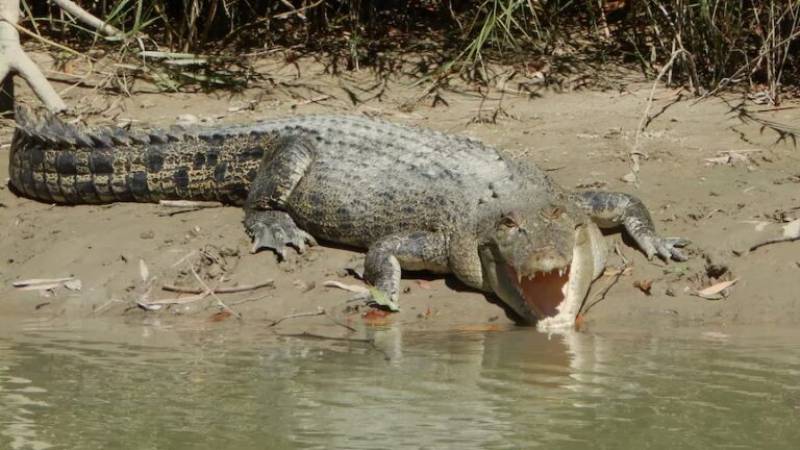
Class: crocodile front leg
244,135,317,259
571,191,688,261
359,231,450,311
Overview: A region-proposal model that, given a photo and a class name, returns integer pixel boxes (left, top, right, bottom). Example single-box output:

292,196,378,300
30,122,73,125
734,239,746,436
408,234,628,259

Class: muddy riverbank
2,54,799,333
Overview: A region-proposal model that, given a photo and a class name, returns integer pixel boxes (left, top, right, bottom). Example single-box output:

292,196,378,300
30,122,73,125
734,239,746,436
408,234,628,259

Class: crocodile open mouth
507,265,571,319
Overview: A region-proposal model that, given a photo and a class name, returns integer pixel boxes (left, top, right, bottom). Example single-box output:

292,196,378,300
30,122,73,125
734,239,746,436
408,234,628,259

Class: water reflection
0,321,799,450
0,341,54,450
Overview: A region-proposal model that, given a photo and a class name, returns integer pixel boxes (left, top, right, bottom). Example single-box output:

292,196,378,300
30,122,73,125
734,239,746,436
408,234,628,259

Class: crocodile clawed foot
245,210,317,260
641,236,690,262
250,222,317,259
347,288,400,312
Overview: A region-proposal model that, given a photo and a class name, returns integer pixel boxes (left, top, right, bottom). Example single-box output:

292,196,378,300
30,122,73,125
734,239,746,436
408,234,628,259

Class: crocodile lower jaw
507,265,571,319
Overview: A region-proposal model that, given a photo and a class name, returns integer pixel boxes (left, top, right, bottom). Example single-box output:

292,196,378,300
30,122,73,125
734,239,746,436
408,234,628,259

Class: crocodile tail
9,107,267,205
13,106,192,148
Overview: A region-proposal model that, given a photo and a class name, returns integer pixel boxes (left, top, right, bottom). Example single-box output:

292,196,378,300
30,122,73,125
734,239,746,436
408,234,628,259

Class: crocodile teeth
509,265,571,319
520,268,568,283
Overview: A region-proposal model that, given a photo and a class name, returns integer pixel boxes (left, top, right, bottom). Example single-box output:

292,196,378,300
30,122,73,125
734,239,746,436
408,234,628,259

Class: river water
1,318,798,450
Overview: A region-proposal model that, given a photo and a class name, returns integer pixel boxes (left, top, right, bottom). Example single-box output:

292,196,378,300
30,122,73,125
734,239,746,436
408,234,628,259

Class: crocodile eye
542,206,564,220
499,214,519,228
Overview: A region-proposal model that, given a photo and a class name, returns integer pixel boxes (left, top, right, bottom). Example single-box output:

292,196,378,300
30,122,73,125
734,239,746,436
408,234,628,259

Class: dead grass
17,1,800,98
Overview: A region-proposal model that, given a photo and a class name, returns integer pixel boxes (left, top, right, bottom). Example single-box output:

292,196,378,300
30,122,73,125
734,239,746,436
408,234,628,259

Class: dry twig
267,307,326,327
12,276,75,287
162,280,274,295
159,200,224,208
630,50,688,184
291,94,332,108
273,331,374,343
228,294,272,306
190,266,241,319
140,291,210,306
735,236,800,255
323,280,369,294
580,263,629,316
50,0,123,39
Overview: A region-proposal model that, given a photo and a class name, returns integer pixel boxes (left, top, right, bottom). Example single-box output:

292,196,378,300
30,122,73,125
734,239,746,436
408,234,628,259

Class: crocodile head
479,204,606,329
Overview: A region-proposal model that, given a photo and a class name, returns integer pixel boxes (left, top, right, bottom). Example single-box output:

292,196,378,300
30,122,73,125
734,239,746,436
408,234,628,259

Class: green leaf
368,287,400,312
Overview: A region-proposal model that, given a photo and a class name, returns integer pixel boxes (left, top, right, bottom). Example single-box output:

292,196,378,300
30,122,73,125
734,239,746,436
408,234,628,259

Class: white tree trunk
0,0,67,112
51,0,122,38
0,0,126,114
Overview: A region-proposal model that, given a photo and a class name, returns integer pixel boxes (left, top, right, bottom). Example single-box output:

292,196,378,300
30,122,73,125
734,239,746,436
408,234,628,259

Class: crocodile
8,108,688,328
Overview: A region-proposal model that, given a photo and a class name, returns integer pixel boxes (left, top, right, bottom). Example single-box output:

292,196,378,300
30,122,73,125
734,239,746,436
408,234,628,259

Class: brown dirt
2,53,799,334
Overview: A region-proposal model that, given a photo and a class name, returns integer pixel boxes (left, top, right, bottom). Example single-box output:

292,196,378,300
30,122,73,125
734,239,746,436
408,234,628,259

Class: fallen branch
13,276,81,292
139,266,265,313
92,298,125,315
323,280,369,294
8,17,85,58
170,250,198,268
228,293,271,306
580,263,628,316
190,266,241,319
274,0,324,20
273,331,373,343
291,94,331,108
162,280,274,295
46,70,103,89
158,200,224,217
736,236,800,255
159,200,223,208
325,314,357,332
267,307,326,327
158,209,223,217
139,291,210,306
50,0,123,39
12,276,75,287
15,282,62,291
735,219,800,255
614,242,629,267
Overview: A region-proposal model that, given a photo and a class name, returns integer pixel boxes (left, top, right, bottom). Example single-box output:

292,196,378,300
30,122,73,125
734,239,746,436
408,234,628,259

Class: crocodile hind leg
243,135,317,259
570,191,689,261
355,231,450,311
244,210,317,259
